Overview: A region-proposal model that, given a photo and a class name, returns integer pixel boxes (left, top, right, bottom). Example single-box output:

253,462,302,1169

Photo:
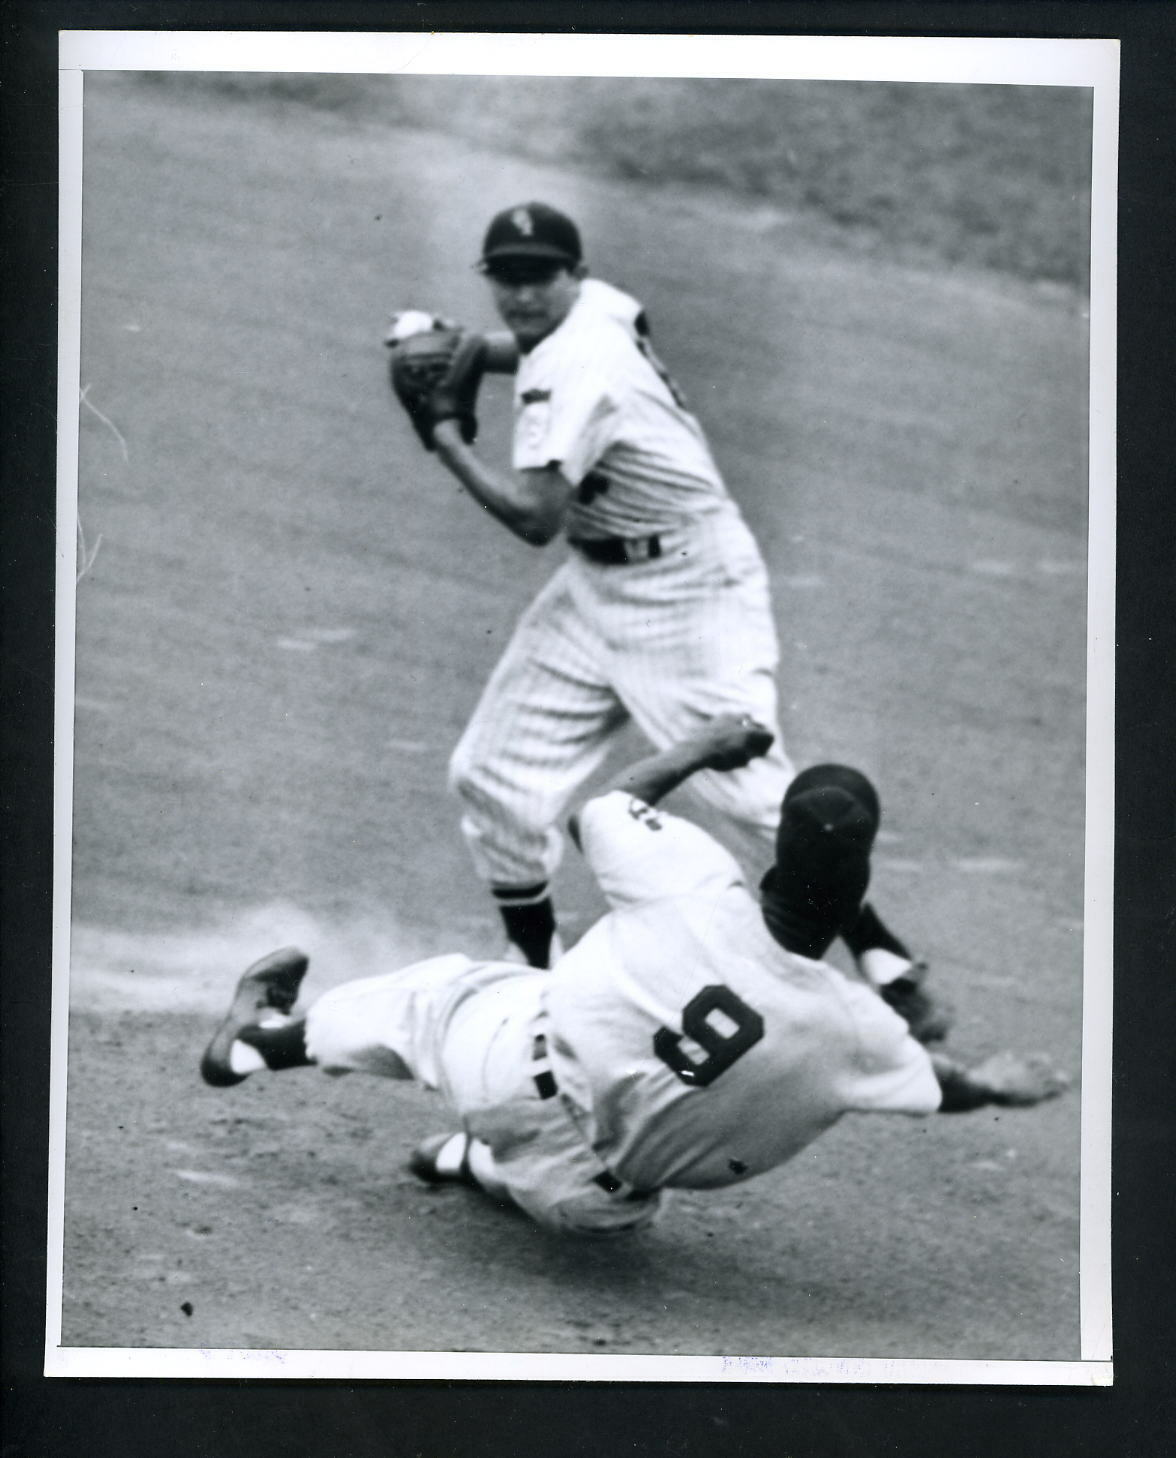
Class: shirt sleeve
575,791,743,908
828,973,944,1116
512,341,624,484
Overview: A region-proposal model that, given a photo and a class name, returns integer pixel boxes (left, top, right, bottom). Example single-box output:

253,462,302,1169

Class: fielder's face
485,262,584,352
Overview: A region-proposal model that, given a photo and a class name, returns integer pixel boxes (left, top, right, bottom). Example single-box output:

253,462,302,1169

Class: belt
568,533,663,566
530,1032,647,1199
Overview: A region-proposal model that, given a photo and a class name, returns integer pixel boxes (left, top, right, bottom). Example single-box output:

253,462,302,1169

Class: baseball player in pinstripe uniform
200,715,1067,1237
389,201,943,1035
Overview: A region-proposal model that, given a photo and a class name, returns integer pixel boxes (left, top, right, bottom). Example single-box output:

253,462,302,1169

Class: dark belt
530,1032,645,1199
532,1032,559,1101
568,533,662,566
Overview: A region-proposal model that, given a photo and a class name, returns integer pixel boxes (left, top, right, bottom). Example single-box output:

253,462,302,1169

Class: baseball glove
386,316,488,452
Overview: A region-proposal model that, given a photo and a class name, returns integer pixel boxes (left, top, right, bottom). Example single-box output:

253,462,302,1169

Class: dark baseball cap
479,202,583,271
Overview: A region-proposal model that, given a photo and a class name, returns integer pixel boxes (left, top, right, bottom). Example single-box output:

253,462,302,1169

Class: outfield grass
139,72,1092,289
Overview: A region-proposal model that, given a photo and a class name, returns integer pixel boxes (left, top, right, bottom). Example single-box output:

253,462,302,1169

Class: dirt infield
59,74,1090,1363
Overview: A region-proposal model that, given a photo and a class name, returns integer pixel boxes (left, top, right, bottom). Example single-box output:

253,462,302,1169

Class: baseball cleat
200,946,309,1087
877,960,954,1046
408,1131,479,1187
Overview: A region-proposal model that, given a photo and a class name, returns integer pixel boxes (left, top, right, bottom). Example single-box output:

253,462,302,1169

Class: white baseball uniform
304,791,940,1235
448,278,793,889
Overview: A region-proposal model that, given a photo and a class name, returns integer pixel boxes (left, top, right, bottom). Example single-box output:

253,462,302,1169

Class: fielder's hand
386,311,488,452
966,1051,1070,1106
693,714,776,771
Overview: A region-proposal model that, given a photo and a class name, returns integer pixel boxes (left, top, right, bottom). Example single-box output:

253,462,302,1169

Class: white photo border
48,28,1118,1386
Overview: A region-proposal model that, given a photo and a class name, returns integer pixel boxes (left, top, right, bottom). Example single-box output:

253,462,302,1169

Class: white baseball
386,309,440,343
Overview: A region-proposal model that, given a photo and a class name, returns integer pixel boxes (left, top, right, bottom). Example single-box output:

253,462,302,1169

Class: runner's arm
569,716,774,847
595,716,774,814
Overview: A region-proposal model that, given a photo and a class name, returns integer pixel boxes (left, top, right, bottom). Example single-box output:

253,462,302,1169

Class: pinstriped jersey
542,792,941,1193
511,279,731,538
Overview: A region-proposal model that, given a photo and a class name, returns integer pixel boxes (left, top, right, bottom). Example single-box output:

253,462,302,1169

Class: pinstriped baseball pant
448,506,794,888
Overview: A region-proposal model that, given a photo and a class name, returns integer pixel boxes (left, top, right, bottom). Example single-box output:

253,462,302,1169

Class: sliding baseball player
200,715,1066,1236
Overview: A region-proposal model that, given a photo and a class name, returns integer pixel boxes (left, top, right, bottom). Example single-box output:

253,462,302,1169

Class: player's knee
447,735,484,805
449,739,554,847
695,756,790,838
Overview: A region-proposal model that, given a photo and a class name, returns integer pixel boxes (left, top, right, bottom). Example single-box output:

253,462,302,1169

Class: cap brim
479,241,579,267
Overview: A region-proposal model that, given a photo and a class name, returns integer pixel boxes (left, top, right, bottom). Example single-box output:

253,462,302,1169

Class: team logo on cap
510,207,535,237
